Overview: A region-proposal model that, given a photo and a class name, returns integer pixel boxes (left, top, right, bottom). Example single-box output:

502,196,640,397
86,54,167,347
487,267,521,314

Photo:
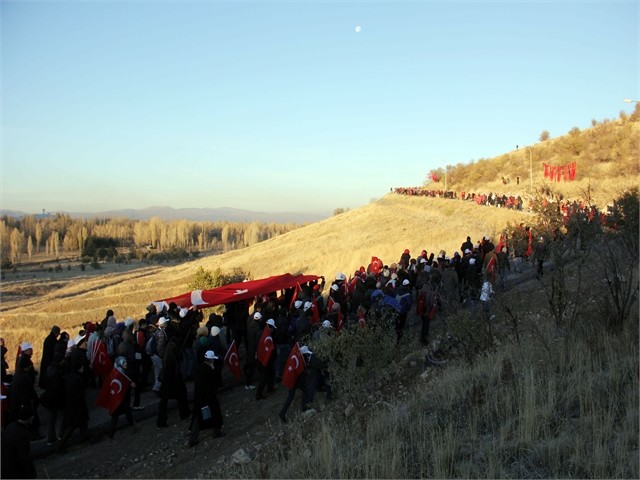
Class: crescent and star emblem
98,352,106,364
110,379,123,395
229,352,239,366
264,336,273,351
291,355,299,370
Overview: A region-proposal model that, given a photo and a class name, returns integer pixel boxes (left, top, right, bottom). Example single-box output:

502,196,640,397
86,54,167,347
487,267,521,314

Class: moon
292,355,300,370
265,336,273,347
110,379,123,394
355,25,361,33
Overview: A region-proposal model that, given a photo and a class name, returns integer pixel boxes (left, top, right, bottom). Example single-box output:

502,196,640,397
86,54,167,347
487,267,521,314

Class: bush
309,308,397,407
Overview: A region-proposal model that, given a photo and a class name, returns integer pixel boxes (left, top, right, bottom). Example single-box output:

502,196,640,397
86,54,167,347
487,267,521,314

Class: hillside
0,193,530,357
428,107,640,208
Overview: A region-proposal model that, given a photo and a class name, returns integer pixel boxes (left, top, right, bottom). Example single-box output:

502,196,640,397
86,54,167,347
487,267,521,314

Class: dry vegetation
1,194,530,366
2,109,639,479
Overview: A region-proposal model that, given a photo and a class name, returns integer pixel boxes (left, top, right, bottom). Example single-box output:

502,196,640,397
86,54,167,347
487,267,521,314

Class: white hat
254,312,263,320
464,249,471,254
124,317,134,327
402,279,410,286
322,320,332,329
20,341,33,351
204,350,218,360
158,317,170,326
469,258,476,265
330,284,339,291
179,308,189,318
300,345,312,355
210,326,221,337
336,272,346,281
303,301,313,312
294,300,303,309
266,318,276,328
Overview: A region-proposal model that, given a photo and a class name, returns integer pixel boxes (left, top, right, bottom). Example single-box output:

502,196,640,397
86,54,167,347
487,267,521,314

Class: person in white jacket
479,276,495,322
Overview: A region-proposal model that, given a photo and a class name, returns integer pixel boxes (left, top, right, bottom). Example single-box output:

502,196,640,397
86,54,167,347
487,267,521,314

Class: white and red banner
151,273,320,310
282,343,305,389
224,340,242,380
257,325,275,367
95,367,131,415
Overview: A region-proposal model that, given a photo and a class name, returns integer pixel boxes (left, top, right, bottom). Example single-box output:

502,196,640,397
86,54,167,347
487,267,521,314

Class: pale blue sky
2,1,638,216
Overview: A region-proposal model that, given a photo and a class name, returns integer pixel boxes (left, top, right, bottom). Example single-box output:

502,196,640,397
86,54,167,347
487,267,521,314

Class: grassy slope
1,194,530,359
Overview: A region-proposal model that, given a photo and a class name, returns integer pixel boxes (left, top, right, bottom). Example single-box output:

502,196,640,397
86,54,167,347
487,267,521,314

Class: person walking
107,356,137,439
39,325,60,389
188,350,224,447
1,405,37,479
156,337,191,428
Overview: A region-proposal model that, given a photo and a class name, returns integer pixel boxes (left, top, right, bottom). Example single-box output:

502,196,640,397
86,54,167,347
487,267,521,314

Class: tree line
0,213,302,266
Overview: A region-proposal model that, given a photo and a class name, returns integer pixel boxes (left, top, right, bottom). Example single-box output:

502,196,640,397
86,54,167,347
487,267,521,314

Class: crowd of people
393,187,527,210
1,231,546,477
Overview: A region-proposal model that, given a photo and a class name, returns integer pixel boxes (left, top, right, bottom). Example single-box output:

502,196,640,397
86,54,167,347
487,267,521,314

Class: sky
1,1,638,217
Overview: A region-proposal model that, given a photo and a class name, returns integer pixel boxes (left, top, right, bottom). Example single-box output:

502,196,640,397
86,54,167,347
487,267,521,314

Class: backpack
397,293,412,315
145,333,157,356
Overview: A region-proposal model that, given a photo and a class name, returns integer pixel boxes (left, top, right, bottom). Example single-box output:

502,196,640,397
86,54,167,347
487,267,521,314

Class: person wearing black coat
40,349,66,445
9,355,42,440
188,350,224,447
156,337,191,428
57,354,89,451
39,326,60,389
1,405,37,479
278,347,310,423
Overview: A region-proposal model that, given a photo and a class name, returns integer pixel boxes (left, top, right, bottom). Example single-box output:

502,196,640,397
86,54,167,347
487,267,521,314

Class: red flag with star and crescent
282,343,305,389
257,325,275,367
95,367,131,415
224,340,242,380
90,339,113,381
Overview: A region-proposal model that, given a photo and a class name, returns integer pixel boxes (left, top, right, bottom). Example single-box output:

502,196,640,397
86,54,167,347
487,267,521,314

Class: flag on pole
282,343,305,389
289,283,302,309
95,367,131,415
90,339,113,380
224,340,242,380
257,325,275,367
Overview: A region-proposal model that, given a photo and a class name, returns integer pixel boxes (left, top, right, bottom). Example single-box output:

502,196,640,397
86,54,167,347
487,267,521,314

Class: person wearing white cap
395,276,413,343
188,350,224,447
278,345,311,424
9,346,43,440
245,311,263,390
150,317,170,394
255,319,277,401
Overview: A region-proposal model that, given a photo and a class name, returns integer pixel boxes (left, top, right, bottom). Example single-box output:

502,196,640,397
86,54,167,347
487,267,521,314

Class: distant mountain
0,206,328,224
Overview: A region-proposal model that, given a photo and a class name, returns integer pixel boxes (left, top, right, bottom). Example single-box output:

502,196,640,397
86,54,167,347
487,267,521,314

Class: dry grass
0,194,529,366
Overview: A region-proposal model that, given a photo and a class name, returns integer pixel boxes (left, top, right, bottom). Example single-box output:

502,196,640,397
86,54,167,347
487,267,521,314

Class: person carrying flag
255,319,277,401
278,344,310,423
188,350,225,447
102,356,137,439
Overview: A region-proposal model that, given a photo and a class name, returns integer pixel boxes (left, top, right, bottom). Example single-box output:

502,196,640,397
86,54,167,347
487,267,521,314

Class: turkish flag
224,340,242,380
282,343,305,389
257,325,275,367
90,340,113,381
289,283,302,309
95,367,131,415
310,296,320,324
